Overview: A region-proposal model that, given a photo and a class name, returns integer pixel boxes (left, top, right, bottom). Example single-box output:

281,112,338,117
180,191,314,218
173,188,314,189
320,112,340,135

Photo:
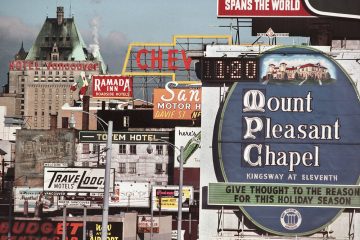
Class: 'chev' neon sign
136,48,192,70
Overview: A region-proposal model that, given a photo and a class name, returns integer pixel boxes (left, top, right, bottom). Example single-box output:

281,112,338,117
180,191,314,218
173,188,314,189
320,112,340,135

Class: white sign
43,167,114,193
175,127,201,168
57,199,91,207
14,187,58,213
109,182,150,207
257,28,289,37
138,215,160,233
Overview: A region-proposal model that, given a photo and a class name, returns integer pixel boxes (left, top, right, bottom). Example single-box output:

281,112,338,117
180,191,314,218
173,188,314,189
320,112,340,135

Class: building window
130,145,137,155
156,145,163,155
119,145,126,154
119,163,126,173
48,76,53,82
129,163,136,174
155,163,163,174
82,144,90,154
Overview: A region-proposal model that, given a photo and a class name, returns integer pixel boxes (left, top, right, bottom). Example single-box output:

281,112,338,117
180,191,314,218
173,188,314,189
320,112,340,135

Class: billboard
43,167,115,193
109,181,150,207
152,185,193,212
208,46,360,235
217,0,313,17
92,75,133,99
174,127,201,168
121,35,232,83
14,187,58,213
15,129,76,187
153,82,201,120
138,215,160,233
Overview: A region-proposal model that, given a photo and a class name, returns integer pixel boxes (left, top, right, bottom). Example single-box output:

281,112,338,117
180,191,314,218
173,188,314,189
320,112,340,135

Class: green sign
208,183,360,208
79,131,169,143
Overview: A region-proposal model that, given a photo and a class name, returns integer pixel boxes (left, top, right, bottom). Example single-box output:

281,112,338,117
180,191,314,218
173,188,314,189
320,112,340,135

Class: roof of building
25,10,106,73
15,42,28,60
0,148,7,155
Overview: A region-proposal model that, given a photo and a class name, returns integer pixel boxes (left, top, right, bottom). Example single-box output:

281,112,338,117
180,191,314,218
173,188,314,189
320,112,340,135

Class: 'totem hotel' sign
215,46,360,235
92,75,133,99
217,0,312,17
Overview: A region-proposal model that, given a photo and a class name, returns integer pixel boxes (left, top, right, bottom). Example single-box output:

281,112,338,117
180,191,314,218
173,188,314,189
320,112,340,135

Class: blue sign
216,46,360,235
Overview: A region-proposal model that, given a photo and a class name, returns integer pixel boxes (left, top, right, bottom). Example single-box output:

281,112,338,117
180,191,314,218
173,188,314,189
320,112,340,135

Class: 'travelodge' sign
214,46,360,235
44,167,115,193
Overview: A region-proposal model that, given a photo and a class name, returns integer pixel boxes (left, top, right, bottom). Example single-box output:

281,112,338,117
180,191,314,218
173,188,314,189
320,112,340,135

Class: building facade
6,7,106,129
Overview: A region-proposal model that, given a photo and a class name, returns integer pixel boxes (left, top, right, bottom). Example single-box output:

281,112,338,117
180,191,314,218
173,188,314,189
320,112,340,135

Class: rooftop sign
217,0,313,17
92,75,133,99
121,35,232,83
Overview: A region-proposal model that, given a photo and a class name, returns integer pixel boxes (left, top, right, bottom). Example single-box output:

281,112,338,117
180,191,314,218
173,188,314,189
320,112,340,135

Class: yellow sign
121,35,232,84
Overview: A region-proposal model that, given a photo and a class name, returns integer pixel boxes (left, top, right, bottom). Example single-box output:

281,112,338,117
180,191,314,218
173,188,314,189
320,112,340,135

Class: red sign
136,48,192,71
153,82,201,120
92,75,133,99
9,60,99,71
0,220,82,240
217,0,313,17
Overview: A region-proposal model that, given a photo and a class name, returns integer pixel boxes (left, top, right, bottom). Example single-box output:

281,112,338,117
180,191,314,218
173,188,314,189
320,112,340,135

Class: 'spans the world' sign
214,46,360,235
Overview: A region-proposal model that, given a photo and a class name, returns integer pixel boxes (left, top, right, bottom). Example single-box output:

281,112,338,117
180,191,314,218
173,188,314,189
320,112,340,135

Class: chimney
57,6,64,25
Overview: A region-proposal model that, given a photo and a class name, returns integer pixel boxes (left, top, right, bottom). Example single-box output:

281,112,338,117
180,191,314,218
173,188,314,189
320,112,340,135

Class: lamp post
69,112,113,240
147,140,184,240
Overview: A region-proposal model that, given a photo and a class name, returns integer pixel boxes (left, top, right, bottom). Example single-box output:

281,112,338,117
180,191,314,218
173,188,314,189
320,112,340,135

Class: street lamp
147,140,184,240
69,111,113,240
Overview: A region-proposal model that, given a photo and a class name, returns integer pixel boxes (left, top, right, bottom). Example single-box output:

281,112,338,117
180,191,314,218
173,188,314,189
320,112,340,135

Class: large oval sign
217,46,360,235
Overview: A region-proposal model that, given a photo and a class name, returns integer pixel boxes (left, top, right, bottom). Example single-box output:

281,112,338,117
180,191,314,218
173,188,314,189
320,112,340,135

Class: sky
0,0,253,88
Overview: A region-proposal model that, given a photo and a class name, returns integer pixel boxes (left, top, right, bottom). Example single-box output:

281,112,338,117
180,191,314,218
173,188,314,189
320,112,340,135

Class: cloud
0,16,37,87
83,28,129,73
100,31,129,73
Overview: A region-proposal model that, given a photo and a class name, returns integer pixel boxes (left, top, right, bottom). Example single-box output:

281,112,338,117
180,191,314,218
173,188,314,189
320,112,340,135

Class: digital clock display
200,57,259,82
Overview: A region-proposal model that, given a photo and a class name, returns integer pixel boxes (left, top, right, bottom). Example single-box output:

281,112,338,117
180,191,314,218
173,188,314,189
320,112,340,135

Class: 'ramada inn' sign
210,47,360,235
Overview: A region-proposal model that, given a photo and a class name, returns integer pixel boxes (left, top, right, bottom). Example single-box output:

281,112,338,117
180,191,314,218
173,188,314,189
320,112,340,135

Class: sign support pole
83,206,87,240
62,207,66,240
101,121,113,240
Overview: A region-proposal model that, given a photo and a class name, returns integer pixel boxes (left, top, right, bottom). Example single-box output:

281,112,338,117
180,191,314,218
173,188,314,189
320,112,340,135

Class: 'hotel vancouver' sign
209,46,360,235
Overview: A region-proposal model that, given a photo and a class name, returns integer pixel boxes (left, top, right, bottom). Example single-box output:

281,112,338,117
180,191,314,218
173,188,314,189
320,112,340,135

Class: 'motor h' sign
214,46,360,235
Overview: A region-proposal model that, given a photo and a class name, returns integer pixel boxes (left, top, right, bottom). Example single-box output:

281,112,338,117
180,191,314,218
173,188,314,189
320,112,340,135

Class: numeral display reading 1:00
201,57,258,82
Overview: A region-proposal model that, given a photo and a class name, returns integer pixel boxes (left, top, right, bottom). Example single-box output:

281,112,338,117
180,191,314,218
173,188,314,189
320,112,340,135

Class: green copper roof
26,16,106,73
